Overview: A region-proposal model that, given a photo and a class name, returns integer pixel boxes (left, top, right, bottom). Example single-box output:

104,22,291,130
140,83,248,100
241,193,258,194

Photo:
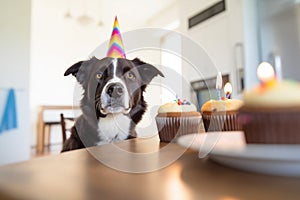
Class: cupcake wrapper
202,112,241,132
155,116,202,142
239,111,300,144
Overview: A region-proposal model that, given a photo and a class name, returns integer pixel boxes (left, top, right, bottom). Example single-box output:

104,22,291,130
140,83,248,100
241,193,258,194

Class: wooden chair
36,105,80,154
60,113,75,144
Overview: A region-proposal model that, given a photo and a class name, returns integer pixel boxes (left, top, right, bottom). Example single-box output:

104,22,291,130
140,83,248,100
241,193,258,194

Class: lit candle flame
224,82,232,99
257,62,275,84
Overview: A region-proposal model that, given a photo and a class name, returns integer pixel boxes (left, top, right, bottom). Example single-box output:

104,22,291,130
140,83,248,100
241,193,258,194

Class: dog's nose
106,83,124,98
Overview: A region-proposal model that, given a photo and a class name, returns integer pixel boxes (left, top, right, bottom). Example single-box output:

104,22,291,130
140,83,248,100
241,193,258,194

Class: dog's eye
127,72,135,80
96,73,103,79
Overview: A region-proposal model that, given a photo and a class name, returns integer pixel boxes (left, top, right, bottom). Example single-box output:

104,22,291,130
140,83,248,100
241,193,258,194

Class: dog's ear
132,58,164,85
64,61,84,77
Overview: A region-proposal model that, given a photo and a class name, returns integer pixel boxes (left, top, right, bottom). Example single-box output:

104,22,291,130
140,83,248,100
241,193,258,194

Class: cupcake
201,99,243,132
239,80,300,144
155,99,202,142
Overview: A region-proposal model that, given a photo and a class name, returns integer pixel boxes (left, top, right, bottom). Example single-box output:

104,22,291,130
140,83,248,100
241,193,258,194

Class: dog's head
64,57,164,118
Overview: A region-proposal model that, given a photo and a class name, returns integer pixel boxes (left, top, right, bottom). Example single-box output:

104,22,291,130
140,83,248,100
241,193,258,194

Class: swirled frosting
158,102,197,113
243,80,300,108
201,99,243,112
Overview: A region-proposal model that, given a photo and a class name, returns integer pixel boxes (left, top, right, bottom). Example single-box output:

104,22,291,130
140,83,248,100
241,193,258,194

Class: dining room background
1,0,269,165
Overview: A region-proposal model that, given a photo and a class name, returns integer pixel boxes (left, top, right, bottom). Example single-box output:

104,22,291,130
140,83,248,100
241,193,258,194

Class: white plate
177,131,300,177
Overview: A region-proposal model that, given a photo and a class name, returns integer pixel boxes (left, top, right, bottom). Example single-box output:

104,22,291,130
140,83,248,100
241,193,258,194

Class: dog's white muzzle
100,78,130,114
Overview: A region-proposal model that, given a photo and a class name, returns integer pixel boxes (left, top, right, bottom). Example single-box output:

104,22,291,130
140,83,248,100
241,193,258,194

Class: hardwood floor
31,143,63,158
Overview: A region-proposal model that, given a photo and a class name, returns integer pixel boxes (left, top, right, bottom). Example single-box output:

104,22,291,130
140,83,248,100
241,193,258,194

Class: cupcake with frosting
156,98,202,142
201,99,243,132
239,62,300,144
240,79,300,144
201,76,243,132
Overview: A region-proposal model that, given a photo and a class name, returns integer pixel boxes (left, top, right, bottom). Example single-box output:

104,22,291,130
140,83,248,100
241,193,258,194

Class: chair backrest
60,113,75,144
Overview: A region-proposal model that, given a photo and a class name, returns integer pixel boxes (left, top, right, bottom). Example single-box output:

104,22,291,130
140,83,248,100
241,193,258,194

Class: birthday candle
216,72,223,100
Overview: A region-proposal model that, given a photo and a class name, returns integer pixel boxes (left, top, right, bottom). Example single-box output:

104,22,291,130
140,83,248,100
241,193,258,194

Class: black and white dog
61,57,164,152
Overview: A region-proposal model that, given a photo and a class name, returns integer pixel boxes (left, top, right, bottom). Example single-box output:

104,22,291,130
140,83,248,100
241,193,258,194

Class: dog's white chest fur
97,114,131,145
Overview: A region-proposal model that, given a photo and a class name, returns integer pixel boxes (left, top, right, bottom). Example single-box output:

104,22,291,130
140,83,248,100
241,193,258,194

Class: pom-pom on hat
106,16,126,58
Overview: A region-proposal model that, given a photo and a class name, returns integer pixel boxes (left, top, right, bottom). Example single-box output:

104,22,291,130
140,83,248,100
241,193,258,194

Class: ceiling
66,0,177,32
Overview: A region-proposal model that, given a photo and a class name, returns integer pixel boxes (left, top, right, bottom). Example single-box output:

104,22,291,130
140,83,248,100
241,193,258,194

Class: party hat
107,16,126,58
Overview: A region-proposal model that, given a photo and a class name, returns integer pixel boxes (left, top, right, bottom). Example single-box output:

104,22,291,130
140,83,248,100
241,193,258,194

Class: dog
61,56,164,152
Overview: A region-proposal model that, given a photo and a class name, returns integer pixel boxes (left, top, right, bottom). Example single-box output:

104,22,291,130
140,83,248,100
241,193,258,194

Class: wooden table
1,136,300,200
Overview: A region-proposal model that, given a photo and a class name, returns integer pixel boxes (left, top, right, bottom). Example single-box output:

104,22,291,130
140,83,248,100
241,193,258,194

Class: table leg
45,125,51,148
36,107,44,154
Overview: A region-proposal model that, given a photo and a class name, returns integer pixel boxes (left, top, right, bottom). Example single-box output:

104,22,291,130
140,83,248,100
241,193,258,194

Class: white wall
0,0,31,165
145,0,246,104
148,2,179,29
30,0,107,145
178,0,244,97
148,2,183,104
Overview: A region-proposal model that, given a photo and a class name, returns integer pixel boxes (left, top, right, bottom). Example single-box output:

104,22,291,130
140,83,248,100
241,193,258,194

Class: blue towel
0,88,18,134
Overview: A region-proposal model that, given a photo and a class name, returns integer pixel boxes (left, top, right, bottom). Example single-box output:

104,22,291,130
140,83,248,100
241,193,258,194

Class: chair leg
60,113,67,145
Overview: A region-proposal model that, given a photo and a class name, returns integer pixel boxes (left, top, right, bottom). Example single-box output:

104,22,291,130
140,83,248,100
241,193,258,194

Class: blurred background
0,0,299,165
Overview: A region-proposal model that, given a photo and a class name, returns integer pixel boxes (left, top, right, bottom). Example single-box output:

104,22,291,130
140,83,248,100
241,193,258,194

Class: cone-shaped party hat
106,16,126,58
